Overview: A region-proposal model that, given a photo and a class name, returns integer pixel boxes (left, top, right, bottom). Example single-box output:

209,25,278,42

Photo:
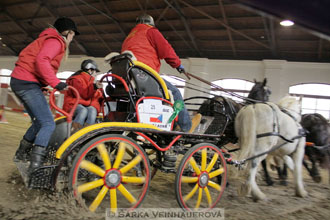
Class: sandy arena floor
0,110,329,219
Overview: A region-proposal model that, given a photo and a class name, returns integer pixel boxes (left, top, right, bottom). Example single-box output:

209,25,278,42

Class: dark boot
71,122,83,134
28,145,47,174
14,138,33,162
71,122,83,135
83,123,92,127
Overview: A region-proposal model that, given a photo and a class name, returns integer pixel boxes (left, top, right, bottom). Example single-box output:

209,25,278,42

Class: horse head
248,78,272,102
301,113,330,171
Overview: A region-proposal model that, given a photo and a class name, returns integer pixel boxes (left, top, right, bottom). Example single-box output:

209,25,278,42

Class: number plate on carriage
138,100,174,131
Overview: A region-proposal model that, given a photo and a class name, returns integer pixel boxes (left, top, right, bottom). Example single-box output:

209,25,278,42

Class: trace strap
233,131,305,167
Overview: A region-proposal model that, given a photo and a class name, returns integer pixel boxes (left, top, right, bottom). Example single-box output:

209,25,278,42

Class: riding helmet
54,17,80,35
136,14,155,26
81,59,100,72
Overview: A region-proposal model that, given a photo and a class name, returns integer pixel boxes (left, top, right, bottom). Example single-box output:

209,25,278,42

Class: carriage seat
105,52,170,101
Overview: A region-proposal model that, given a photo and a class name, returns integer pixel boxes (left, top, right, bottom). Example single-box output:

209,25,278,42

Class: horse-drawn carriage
14,50,312,214
15,53,236,213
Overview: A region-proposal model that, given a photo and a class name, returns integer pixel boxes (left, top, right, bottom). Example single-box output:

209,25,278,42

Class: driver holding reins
121,14,201,133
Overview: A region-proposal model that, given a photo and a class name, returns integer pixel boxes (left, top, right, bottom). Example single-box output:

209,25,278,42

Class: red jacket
11,28,66,88
121,24,181,72
63,71,104,113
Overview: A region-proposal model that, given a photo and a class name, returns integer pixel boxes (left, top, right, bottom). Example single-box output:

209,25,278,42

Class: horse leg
262,159,274,186
303,159,312,175
310,157,322,183
277,155,292,185
305,147,322,182
293,139,308,197
250,157,267,201
281,164,288,184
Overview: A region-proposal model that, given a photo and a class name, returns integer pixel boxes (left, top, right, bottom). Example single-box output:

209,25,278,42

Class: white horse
235,96,307,201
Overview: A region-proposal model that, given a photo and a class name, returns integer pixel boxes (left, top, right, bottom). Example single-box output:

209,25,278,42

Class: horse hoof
280,180,288,186
296,190,308,198
266,180,274,186
312,175,322,183
270,164,276,171
252,194,267,202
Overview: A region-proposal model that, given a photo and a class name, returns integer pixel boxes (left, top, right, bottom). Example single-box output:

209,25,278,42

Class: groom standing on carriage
121,14,201,133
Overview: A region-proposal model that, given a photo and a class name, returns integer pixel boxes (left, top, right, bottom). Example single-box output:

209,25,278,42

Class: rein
185,72,265,104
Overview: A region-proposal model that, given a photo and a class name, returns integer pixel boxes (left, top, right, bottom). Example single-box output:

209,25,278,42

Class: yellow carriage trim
54,116,66,122
133,60,170,100
55,122,161,159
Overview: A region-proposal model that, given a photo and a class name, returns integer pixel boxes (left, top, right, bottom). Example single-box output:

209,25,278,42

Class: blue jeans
13,88,55,148
73,104,97,125
164,80,191,132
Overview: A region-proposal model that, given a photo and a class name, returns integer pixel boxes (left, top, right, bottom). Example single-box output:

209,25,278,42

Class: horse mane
277,96,301,112
214,96,243,115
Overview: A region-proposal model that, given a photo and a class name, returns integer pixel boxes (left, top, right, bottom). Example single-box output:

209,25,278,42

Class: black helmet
54,17,80,35
136,14,155,26
81,59,100,72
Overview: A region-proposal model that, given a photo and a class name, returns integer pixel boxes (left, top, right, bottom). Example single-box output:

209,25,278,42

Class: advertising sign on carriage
138,99,174,131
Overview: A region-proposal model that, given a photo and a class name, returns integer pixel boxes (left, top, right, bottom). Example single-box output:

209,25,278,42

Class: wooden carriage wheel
175,143,227,210
69,134,150,214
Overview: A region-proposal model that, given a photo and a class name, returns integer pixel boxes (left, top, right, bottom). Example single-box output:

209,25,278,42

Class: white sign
138,102,174,131
143,99,162,113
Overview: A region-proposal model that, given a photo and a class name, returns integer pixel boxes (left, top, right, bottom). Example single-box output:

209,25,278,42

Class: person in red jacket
10,17,79,174
63,59,104,132
121,14,201,132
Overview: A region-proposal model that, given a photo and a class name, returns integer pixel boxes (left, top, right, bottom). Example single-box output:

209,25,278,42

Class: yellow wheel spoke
181,176,198,183
195,188,203,209
113,142,126,169
122,176,145,184
97,144,111,170
77,179,104,193
110,188,117,213
201,149,207,171
189,157,201,175
120,155,142,174
208,180,221,191
80,160,105,177
209,168,224,179
206,152,219,172
204,187,212,207
89,186,108,212
183,184,199,202
117,184,137,204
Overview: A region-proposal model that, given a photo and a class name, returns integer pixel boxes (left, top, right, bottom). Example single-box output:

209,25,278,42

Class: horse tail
235,105,257,161
231,105,257,193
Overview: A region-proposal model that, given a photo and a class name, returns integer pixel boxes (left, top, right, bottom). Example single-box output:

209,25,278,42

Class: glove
55,82,67,91
176,64,186,74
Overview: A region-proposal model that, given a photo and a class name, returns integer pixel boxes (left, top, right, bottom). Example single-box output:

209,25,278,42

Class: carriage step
29,165,57,190
14,161,56,190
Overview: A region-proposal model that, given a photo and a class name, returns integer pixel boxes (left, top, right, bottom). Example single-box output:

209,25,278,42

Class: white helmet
136,14,155,26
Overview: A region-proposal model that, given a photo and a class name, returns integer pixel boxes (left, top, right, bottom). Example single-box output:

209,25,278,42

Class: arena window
211,78,254,102
289,83,330,120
